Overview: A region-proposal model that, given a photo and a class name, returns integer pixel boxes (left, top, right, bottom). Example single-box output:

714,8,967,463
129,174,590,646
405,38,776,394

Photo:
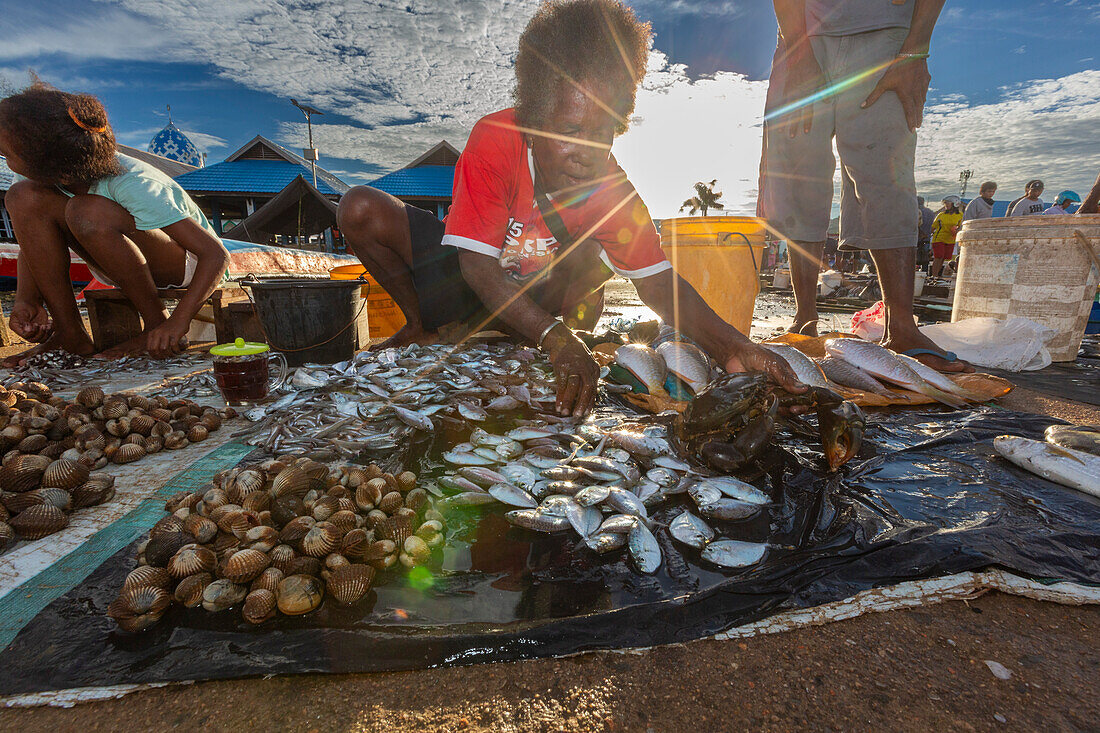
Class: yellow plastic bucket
659,216,767,335
329,264,406,340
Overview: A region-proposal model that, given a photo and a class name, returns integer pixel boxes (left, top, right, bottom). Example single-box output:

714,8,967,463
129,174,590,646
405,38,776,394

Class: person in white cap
1043,191,1081,215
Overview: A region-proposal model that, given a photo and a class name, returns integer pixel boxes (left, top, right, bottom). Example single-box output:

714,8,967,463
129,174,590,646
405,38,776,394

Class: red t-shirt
442,109,669,283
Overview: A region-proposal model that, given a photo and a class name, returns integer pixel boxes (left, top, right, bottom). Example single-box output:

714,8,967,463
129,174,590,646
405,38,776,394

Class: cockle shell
401,535,432,567
105,417,131,437
207,502,242,525
340,528,372,561
310,495,340,521
27,487,72,512
150,514,186,537
199,412,222,431
268,544,297,573
0,453,52,492
230,469,266,502
123,433,145,447
328,509,358,534
149,408,172,423
355,482,382,511
403,487,429,514
112,443,146,464
365,539,396,561
0,522,12,551
244,525,279,552
109,585,171,632
378,491,404,514
242,588,277,624
276,574,324,616
164,432,189,450
220,509,261,539
40,458,89,490
300,522,341,558
75,386,105,409
222,548,270,584
123,565,172,591
127,395,153,411
279,515,315,544
241,491,271,514
144,530,195,567
71,478,115,508
286,556,323,577
396,471,417,493
10,504,68,540
327,563,376,605
250,566,284,594
40,441,67,460
167,544,217,579
201,578,247,612
174,572,213,608
183,514,218,543
16,434,49,453
270,466,314,498
4,490,46,515
187,425,209,443
378,515,412,546
144,435,164,454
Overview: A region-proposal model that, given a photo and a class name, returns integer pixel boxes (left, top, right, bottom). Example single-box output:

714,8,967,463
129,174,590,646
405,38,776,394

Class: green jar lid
210,338,270,356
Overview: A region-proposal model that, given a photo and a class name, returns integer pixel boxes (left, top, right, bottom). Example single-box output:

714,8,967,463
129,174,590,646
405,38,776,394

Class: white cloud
0,8,164,62
182,130,228,151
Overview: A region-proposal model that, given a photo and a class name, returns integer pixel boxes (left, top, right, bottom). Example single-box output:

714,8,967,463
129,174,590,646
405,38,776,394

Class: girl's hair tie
67,106,107,134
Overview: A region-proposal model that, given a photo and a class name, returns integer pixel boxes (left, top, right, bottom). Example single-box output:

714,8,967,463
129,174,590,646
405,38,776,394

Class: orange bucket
329,264,406,340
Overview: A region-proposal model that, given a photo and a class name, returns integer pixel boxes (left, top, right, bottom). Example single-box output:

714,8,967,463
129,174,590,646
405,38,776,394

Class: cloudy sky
1,0,1098,216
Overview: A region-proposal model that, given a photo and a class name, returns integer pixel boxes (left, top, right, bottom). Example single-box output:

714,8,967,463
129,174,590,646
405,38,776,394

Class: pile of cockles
108,457,447,630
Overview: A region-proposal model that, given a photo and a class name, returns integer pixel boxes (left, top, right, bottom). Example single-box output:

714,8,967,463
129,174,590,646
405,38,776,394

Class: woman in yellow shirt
929,195,963,278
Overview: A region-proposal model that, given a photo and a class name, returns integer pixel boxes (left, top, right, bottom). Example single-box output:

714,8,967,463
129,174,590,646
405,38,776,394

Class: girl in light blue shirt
0,82,229,363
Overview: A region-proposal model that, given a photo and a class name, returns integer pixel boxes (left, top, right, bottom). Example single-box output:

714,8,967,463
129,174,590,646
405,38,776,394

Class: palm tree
679,180,724,216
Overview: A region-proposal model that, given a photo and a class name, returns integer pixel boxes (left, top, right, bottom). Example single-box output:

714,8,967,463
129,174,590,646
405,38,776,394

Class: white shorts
88,249,198,289
758,27,918,250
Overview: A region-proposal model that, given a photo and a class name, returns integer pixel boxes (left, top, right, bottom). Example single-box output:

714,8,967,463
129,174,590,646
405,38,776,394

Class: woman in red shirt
338,0,803,417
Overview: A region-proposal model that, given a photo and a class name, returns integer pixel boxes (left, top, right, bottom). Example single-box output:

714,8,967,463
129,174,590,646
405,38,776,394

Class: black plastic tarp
2,406,1098,695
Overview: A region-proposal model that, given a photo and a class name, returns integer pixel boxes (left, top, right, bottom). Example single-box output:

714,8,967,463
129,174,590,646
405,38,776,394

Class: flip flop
902,348,959,362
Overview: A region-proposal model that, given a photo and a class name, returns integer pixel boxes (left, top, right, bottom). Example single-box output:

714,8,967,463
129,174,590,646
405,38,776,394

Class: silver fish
689,485,761,521
456,402,488,421
896,354,983,402
604,487,648,519
442,450,499,466
613,344,668,394
698,476,770,506
816,355,893,396
506,509,571,532
439,475,486,494
701,540,767,569
1045,425,1100,457
546,481,585,496
669,512,715,550
627,521,661,574
573,485,611,507
499,464,540,491
539,495,576,517
390,405,434,431
598,514,639,535
586,532,628,553
824,338,966,408
565,500,603,538
761,344,830,388
994,436,1100,498
489,482,538,507
457,466,510,488
656,341,712,396
440,491,498,507
572,456,640,484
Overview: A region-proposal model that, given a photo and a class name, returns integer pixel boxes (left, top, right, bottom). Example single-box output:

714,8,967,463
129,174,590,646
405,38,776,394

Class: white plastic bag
919,317,1055,372
849,301,887,341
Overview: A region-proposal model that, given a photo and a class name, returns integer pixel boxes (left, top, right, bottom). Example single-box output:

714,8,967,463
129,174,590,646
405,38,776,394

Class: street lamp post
290,99,324,189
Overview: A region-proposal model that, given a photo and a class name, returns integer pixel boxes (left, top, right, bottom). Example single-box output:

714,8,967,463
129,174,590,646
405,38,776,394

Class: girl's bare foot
95,333,153,360
1,331,95,368
786,319,819,337
369,324,439,351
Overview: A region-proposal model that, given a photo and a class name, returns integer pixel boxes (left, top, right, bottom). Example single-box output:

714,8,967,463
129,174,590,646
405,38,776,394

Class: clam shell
365,539,396,561
328,510,358,535
403,487,429,514
167,544,217,579
123,433,145,447
271,495,303,526
270,466,315,498
244,525,279,552
276,574,325,616
340,528,372,560
42,458,92,491
220,509,261,539
396,471,417,493
71,479,115,508
164,432,188,450
207,502,243,524
105,417,131,437
187,425,209,443
181,513,216,543
129,415,156,436
201,578,247,612
10,504,68,540
151,514,186,537
174,572,213,608
40,442,67,460
222,548,270,584
310,495,340,521
16,434,49,453
354,482,382,511
4,490,46,515
151,420,172,438
279,515,316,544
327,563,376,605
0,453,52,492
403,535,432,565
0,522,12,551
286,555,323,577
149,408,173,423
269,544,297,573
123,565,172,591
127,395,153,411
200,412,222,431
112,443,146,464
250,566,284,594
212,531,241,558
143,435,164,454
102,399,129,420
365,509,388,531
144,530,195,567
201,488,229,513
378,491,404,514
300,522,341,558
27,487,72,512
324,553,350,571
230,469,266,502
377,515,412,546
75,386,105,409
242,588,277,624
109,585,171,632
241,491,271,514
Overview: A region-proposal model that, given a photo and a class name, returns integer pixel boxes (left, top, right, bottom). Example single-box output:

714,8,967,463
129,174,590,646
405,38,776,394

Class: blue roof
148,122,203,168
369,165,454,198
175,159,348,196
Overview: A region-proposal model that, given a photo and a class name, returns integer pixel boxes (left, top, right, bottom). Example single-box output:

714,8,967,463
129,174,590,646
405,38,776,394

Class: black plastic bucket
241,277,364,367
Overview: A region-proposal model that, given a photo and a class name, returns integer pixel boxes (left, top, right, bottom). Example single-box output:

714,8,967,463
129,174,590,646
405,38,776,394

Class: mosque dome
148,107,204,168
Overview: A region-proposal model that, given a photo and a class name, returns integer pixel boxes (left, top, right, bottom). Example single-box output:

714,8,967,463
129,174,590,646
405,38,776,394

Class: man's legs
788,240,824,335
337,186,433,348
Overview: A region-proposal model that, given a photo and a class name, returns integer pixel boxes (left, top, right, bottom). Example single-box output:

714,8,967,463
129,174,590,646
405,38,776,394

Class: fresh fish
571,456,640,484
698,476,770,506
762,344,830,388
656,341,712,396
390,405,434,431
993,436,1100,497
506,509,571,532
538,495,575,517
632,479,661,505
653,455,693,472
456,402,488,421
816,356,893,396
487,395,523,411
438,475,486,494
613,344,668,395
605,430,668,458
598,514,639,535
499,464,539,491
586,532,628,553
489,482,538,507
645,468,680,488
701,540,767,569
1045,425,1100,457
506,426,557,442
824,338,966,408
604,487,648,519
442,450,499,466
669,511,715,550
896,354,984,402
457,466,509,488
573,485,610,507
627,521,661,574
565,500,603,538
546,480,584,496
440,491,499,507
688,484,761,521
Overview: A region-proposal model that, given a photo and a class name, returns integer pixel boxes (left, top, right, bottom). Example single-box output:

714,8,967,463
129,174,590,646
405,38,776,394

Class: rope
241,275,370,354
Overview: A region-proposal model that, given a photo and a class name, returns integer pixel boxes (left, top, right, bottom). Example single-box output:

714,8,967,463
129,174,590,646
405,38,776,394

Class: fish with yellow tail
993,435,1100,498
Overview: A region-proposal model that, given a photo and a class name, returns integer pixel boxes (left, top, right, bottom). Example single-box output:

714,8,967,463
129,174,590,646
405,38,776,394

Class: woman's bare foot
95,333,152,360
369,324,439,351
1,331,95,368
786,319,819,337
881,332,975,373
